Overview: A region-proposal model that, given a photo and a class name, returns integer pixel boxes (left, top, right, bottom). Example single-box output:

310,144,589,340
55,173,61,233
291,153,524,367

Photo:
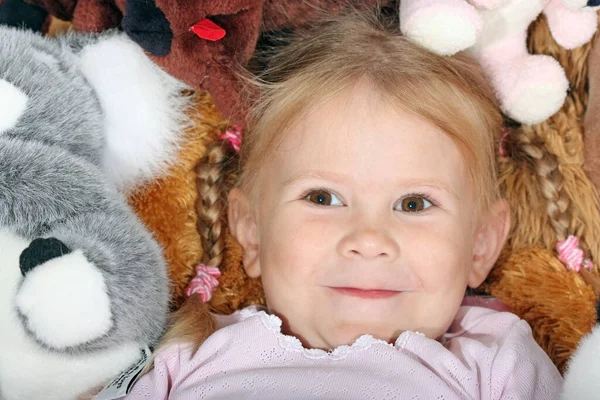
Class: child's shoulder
444,304,534,348
151,306,266,362
213,305,267,329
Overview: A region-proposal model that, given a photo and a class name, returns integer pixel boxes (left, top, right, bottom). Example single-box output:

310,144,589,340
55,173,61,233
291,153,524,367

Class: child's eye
306,190,344,206
396,196,433,212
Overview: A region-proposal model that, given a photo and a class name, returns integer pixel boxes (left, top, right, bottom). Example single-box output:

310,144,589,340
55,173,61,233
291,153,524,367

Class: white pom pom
0,79,28,134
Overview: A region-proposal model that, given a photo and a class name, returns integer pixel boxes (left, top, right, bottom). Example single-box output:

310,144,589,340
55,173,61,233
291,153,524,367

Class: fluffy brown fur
485,247,597,373
585,25,600,197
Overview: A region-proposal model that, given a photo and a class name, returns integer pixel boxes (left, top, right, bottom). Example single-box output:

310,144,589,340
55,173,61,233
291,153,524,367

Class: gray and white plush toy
0,26,190,400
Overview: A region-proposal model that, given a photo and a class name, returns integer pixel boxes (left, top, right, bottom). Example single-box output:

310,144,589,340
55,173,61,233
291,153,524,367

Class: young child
125,11,562,399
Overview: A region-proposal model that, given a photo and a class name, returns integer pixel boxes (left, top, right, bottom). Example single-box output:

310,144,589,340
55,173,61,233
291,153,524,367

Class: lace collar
238,306,424,360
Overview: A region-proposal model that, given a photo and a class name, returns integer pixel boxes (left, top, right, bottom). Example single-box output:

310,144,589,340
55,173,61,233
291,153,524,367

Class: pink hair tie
219,125,242,154
185,264,222,302
556,235,592,272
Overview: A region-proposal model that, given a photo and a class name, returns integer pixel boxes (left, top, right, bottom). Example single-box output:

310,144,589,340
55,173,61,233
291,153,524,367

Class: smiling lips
331,287,400,299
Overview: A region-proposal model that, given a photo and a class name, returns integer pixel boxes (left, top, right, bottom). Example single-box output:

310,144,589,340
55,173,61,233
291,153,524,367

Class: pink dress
126,305,562,399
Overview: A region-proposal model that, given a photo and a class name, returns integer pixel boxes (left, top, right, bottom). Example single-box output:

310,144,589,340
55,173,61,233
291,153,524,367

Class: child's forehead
277,85,449,155
268,95,469,193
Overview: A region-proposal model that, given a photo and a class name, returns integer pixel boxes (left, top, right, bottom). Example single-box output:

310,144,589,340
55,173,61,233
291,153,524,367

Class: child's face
229,81,509,349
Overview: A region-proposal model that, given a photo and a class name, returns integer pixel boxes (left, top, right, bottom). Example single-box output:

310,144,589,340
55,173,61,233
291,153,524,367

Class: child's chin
326,323,400,348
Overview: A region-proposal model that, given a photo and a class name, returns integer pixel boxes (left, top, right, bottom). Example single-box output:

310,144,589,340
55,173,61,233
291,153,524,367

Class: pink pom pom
556,235,585,272
185,264,222,302
219,125,242,154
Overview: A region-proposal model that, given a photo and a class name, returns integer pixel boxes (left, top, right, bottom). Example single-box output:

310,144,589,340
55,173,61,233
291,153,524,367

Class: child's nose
338,228,399,261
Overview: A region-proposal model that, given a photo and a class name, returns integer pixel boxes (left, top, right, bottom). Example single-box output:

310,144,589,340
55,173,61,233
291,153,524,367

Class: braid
513,127,570,241
145,135,237,364
511,125,600,294
195,138,237,268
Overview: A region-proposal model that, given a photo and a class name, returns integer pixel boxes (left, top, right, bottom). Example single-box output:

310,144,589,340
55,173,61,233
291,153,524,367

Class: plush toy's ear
0,79,28,134
77,32,191,190
0,0,48,32
121,0,172,57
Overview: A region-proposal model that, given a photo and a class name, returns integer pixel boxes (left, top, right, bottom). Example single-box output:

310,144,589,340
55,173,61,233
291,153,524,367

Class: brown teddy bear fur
585,22,600,194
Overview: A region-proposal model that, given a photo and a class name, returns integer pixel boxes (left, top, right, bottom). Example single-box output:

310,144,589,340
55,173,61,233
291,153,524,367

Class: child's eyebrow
282,170,349,187
400,178,460,201
282,172,459,200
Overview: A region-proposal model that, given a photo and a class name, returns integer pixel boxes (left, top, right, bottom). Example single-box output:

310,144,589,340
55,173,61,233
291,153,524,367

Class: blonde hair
158,9,503,354
239,11,502,214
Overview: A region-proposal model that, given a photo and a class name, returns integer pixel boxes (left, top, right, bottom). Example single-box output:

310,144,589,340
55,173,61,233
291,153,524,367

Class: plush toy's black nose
589,0,600,6
19,237,71,276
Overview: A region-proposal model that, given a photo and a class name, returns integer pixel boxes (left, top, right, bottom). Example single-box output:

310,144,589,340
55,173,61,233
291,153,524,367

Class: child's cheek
408,229,471,291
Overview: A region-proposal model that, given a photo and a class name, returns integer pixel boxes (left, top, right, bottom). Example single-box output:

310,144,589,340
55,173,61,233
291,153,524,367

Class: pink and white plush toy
400,0,599,124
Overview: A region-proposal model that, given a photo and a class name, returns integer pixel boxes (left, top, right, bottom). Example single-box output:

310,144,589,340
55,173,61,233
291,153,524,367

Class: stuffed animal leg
401,0,597,125
544,0,597,50
470,0,570,124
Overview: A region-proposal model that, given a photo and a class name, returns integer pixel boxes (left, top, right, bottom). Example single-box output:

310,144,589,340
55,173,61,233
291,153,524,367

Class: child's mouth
331,287,400,299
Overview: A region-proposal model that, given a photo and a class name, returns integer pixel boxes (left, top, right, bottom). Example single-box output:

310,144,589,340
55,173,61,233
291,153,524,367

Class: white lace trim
239,306,423,360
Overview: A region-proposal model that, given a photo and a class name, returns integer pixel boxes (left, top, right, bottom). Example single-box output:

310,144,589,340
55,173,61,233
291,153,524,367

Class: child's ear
228,188,261,278
468,199,511,288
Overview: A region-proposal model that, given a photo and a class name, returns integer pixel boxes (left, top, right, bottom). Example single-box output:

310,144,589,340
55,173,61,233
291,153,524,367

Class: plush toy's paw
496,55,569,124
401,3,482,56
15,241,113,349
